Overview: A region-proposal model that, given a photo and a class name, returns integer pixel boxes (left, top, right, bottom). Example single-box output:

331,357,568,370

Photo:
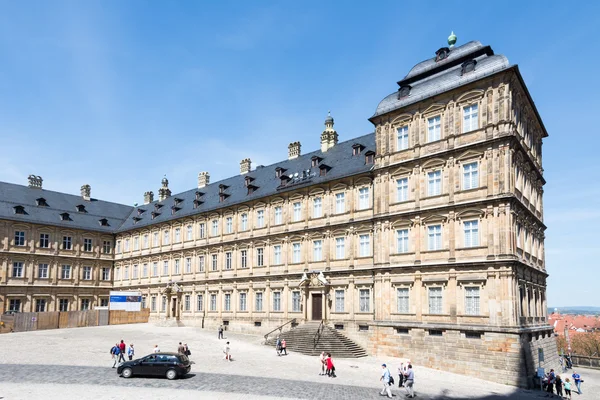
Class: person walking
546,369,555,396
397,362,405,388
223,341,231,361
281,339,287,356
555,374,563,398
564,378,572,400
218,325,224,340
184,343,191,356
380,364,393,398
127,343,135,361
319,352,326,375
153,344,160,353
404,364,415,398
117,340,126,363
177,342,186,355
276,337,282,356
326,353,336,377
571,371,582,394
111,343,121,368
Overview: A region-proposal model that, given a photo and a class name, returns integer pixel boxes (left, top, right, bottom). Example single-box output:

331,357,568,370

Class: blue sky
0,1,598,307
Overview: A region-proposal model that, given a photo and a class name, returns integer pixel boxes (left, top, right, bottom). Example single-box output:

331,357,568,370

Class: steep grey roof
0,182,133,233
116,133,375,232
372,41,510,119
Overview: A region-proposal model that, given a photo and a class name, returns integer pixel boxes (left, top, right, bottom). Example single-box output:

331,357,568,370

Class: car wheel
121,368,133,378
166,369,177,380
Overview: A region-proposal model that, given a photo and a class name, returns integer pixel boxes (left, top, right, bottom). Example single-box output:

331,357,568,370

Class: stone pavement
0,323,593,399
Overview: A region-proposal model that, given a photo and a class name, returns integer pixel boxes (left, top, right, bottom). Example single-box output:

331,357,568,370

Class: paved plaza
0,323,597,399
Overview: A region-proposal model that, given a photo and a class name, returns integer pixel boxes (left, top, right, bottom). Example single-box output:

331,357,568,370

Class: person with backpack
546,369,556,395
380,363,393,398
127,343,135,361
110,343,121,368
276,337,282,356
218,325,224,340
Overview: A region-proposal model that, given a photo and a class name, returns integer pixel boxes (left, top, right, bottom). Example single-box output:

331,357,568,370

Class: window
358,188,370,210
225,252,232,269
185,258,191,273
211,220,218,236
240,250,247,268
124,238,130,251
197,294,203,311
359,234,370,257
313,240,323,261
211,255,218,271
210,294,217,311
115,267,121,280
397,288,409,313
151,296,157,312
162,296,167,312
255,292,263,311
396,178,409,202
239,293,247,311
81,299,90,310
83,266,92,280
224,293,231,311
397,126,409,151
84,238,92,252
63,236,72,250
116,240,121,253
428,225,442,251
256,248,264,266
256,210,265,228
39,233,50,248
163,261,169,276
14,231,25,246
359,289,370,312
396,229,409,253
38,263,48,279
100,298,109,307
273,245,281,264
313,198,322,218
427,115,441,142
103,240,111,254
335,193,345,214
199,223,206,238
428,287,443,314
273,292,281,311
163,230,170,245
197,256,204,272
465,286,480,315
143,263,148,277
335,237,345,259
174,228,181,243
133,236,139,250
124,266,129,279
9,299,21,312
184,295,191,311
186,225,193,240
427,170,442,196
226,217,233,233
292,243,301,263
464,220,480,248
152,262,158,276
463,162,479,190
102,268,110,281
153,232,159,246
58,299,69,312
35,299,46,312
141,296,146,310
335,290,344,312
12,262,23,278
241,214,248,231
274,206,283,225
61,265,71,280
293,202,302,222
463,104,478,133
174,259,180,274
292,291,301,312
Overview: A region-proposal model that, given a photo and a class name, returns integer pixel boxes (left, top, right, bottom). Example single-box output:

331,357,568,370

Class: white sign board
109,291,142,311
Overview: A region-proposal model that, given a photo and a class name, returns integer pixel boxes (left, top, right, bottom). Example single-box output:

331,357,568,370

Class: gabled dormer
99,218,109,227
36,198,48,207
76,204,87,213
13,205,27,215
275,167,287,178
60,212,71,221
173,197,183,205
352,143,365,156
311,156,323,167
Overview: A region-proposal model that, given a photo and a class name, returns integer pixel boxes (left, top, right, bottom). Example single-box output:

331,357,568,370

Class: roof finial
448,31,457,48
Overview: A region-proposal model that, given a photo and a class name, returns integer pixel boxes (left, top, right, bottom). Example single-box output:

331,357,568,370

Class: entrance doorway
312,294,323,320
172,297,178,320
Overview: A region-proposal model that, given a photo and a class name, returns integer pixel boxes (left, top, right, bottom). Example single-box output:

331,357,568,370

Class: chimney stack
27,175,43,189
288,141,301,160
80,184,91,201
240,158,252,174
320,111,338,152
144,191,154,204
158,176,171,201
198,172,210,188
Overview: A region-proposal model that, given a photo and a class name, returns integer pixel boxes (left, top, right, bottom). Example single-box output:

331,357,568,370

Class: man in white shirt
404,364,415,398
223,341,231,361
380,363,392,398
153,344,160,353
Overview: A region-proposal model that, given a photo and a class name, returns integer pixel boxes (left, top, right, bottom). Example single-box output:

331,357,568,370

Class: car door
139,355,157,376
154,354,171,376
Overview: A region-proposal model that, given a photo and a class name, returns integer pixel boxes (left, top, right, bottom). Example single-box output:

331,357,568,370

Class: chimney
80,184,91,201
320,111,338,152
198,171,210,188
158,175,171,201
28,175,43,189
144,191,154,204
288,141,301,160
240,158,252,174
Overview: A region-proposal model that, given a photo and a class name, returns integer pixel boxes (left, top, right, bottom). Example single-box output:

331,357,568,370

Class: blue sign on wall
110,295,141,303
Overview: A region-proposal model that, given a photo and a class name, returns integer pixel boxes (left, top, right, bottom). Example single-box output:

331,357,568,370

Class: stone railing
571,355,600,370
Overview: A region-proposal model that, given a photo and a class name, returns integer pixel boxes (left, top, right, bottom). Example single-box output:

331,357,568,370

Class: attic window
244,176,255,187
137,209,146,216
311,156,323,167
151,211,161,220
36,198,48,207
132,216,142,224
219,184,229,193
365,151,375,165
195,191,204,200
13,205,27,215
60,212,71,221
219,193,230,203
319,164,331,177
99,218,109,227
76,204,86,213
247,184,258,195
173,198,183,205
275,167,287,178
193,199,203,209
171,206,181,215
435,47,450,62
154,204,163,211
397,85,411,99
461,59,477,75
278,175,290,187
352,143,365,156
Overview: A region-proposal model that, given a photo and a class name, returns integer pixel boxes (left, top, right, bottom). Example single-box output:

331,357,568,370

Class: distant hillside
549,306,600,315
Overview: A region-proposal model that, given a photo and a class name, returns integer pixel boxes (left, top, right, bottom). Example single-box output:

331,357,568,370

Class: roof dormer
60,212,71,221
36,198,48,207
76,204,87,213
99,218,109,227
352,143,365,156
275,167,287,178
13,205,27,215
311,156,323,167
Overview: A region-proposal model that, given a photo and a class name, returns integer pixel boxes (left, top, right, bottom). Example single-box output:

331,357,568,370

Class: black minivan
117,352,191,380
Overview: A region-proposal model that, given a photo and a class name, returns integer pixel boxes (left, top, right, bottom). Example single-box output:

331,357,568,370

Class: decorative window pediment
456,150,483,162
421,158,446,169
422,214,447,224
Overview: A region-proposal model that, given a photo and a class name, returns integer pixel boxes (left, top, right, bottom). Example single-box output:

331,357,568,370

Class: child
319,352,326,375
564,378,572,399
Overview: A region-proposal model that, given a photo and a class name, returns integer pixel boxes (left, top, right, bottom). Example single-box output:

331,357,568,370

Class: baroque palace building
0,37,556,386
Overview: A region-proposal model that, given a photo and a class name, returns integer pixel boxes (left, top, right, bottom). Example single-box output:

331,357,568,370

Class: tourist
110,343,120,368
397,362,406,387
281,339,287,356
326,353,336,377
546,369,555,395
153,344,160,353
118,340,126,363
223,341,231,361
127,343,135,361
218,325,224,340
564,378,572,399
571,371,582,394
178,342,186,355
319,352,326,375
276,336,282,356
380,363,393,398
404,364,415,398
555,374,563,398
184,343,191,356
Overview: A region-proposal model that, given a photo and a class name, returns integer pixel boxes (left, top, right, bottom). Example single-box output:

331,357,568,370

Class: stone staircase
266,321,367,358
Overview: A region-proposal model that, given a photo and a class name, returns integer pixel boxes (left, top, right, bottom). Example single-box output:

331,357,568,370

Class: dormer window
171,206,181,215
76,204,86,213
154,204,163,211
13,205,26,215
151,211,161,220
36,198,48,207
319,164,331,177
193,199,203,209
397,85,411,99
461,59,477,75
365,150,375,165
219,193,230,202
275,167,287,178
435,47,450,62
132,216,142,224
195,191,204,201
352,143,365,156
247,184,258,195
244,176,255,187
137,209,146,216
219,184,229,193
99,218,109,227
278,175,290,187
173,197,183,205
311,156,323,167
60,212,71,221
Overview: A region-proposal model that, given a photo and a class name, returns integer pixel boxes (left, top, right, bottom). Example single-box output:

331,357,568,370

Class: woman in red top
326,353,336,378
